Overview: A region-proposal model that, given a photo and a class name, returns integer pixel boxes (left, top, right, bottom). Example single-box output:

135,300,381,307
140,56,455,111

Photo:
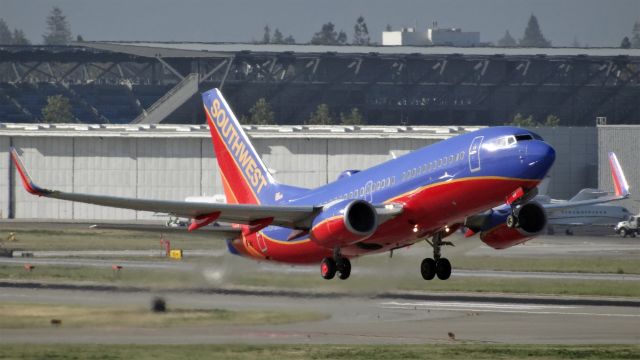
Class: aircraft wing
11,147,317,229
544,152,630,211
11,147,403,230
543,195,627,211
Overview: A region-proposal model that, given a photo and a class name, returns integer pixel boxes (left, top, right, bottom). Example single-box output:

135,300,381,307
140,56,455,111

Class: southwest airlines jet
10,89,629,281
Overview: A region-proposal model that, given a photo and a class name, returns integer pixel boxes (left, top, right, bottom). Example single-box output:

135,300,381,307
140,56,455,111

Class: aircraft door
469,136,483,172
256,232,268,253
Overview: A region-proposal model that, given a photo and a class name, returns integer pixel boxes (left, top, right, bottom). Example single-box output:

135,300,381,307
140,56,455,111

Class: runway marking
380,301,640,318
381,301,575,310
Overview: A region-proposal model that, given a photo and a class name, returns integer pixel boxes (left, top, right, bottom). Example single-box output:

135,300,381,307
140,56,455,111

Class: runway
0,285,638,345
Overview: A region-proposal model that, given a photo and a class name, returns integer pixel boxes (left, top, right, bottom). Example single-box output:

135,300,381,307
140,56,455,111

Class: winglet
608,152,630,197
9,147,48,196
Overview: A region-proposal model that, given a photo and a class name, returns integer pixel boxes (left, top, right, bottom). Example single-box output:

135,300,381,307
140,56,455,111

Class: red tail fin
202,89,275,204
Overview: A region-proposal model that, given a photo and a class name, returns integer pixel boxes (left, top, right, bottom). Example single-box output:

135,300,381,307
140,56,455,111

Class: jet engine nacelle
479,202,547,249
310,199,378,248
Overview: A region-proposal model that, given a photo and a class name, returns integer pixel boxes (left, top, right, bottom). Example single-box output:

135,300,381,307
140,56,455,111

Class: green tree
0,19,12,44
311,22,347,45
337,30,347,44
283,35,295,44
621,36,631,49
43,7,72,45
340,108,364,125
497,30,517,47
306,104,333,125
385,24,392,31
76,34,84,42
519,14,551,47
272,28,284,44
41,95,76,123
353,16,370,45
248,98,275,125
508,113,536,127
632,21,640,48
262,25,271,44
543,114,560,127
12,29,30,45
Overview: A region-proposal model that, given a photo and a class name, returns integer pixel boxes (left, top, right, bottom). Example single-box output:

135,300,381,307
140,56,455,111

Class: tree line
0,6,78,45
3,7,640,48
259,16,370,46
241,98,364,126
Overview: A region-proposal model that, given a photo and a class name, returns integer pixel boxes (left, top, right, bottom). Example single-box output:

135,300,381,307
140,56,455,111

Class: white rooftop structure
382,27,480,47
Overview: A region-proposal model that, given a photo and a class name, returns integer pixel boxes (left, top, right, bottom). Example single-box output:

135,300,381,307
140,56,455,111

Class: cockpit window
483,135,517,151
515,134,533,141
528,131,544,140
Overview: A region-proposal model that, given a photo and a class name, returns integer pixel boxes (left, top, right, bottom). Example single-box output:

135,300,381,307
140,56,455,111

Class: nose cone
522,141,555,180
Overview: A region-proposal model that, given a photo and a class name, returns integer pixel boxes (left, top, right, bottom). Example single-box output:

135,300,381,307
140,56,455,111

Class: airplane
535,189,631,235
9,88,629,281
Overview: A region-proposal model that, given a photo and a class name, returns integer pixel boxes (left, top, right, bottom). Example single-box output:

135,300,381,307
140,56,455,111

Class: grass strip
0,303,327,329
0,344,638,360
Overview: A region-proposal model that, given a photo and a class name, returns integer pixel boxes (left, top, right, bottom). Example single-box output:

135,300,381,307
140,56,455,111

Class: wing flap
89,223,242,236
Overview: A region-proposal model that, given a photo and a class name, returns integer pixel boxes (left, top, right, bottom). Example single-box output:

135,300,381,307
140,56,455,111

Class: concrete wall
1,127,603,220
12,137,74,219
533,127,598,198
598,126,640,214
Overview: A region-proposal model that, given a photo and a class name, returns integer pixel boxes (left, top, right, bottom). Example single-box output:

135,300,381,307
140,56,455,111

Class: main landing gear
421,232,453,280
320,248,351,280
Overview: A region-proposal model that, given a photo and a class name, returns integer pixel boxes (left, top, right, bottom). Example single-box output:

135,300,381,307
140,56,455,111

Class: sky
3,0,639,47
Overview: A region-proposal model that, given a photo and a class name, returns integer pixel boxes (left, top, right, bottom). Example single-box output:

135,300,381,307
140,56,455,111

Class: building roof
0,123,483,139
82,41,640,59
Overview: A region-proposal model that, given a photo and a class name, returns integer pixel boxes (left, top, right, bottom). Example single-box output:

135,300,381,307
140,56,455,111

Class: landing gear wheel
337,258,351,280
320,257,336,280
506,215,517,228
421,258,436,280
436,258,452,280
565,229,574,236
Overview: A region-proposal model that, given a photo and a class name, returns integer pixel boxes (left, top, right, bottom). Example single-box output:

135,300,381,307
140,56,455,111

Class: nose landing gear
421,231,453,280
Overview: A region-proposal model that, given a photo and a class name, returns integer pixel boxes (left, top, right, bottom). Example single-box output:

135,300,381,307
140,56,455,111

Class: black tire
337,258,351,280
320,257,336,280
631,232,637,238
436,258,452,280
620,228,628,238
420,258,436,280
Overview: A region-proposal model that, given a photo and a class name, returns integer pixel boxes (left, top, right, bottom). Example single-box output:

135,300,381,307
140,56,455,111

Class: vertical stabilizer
608,152,630,197
202,89,276,204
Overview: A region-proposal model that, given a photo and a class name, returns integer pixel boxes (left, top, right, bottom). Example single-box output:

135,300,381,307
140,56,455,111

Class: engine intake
310,199,377,248
478,201,547,249
512,202,547,234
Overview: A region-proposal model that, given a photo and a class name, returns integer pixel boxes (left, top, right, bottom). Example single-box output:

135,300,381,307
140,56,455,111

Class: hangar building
0,124,614,221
